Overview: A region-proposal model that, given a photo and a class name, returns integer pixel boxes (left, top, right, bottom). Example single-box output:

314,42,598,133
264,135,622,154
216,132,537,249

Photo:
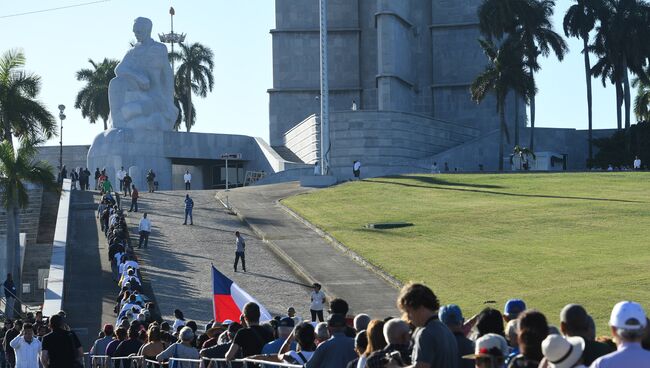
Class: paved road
123,190,310,327
217,182,399,319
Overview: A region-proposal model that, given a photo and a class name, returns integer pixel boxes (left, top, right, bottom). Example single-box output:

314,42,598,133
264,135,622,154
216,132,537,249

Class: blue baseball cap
439,304,464,325
504,299,526,318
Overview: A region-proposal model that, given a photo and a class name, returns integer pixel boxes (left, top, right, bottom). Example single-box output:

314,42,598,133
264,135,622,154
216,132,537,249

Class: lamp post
58,104,66,179
319,0,330,175
158,6,186,76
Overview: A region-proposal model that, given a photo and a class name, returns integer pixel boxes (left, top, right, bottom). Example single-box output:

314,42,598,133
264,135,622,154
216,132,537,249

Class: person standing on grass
353,160,361,180
129,185,139,212
183,170,192,190
138,213,151,249
234,231,246,272
310,283,325,322
183,194,194,225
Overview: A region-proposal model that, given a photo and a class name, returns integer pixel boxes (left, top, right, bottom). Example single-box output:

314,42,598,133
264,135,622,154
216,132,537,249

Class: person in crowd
183,194,194,225
305,313,356,368
138,212,151,248
123,172,132,197
172,309,186,332
366,318,411,368
41,314,82,368
261,317,296,355
113,325,142,368
252,322,318,366
347,330,368,368
234,231,246,272
315,322,330,345
591,301,650,367
225,303,274,362
184,170,192,190
507,310,549,368
200,322,243,366
139,325,167,363
94,168,101,190
328,298,356,337
32,312,44,333
3,274,16,320
9,323,41,368
102,176,113,195
439,304,474,368
70,168,78,190
90,324,114,358
146,169,156,193
0,319,12,368
129,185,139,212
475,308,506,339
106,327,127,363
353,314,371,333
391,283,458,368
462,333,509,368
116,167,126,192
558,304,612,366
310,283,325,322
360,319,387,368
287,307,302,325
540,334,586,368
156,327,199,368
4,319,22,368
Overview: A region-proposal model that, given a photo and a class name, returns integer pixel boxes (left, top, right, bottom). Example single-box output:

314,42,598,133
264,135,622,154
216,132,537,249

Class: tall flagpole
319,0,330,175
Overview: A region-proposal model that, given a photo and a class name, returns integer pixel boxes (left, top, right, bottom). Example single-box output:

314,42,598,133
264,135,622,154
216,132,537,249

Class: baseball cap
542,334,585,368
504,299,526,318
279,317,295,328
463,333,508,359
609,301,647,330
221,319,233,325
327,313,347,328
439,304,464,325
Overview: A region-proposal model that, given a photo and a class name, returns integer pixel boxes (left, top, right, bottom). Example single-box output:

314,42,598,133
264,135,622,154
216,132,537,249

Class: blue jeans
184,208,193,224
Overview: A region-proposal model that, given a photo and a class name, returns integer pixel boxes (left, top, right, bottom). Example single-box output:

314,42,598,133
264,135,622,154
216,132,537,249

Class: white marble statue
108,17,178,130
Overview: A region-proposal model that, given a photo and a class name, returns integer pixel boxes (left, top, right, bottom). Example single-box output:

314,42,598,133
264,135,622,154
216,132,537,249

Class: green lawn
281,173,650,333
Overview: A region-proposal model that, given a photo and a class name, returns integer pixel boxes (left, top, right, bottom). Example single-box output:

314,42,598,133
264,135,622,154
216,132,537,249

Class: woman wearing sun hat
541,334,586,368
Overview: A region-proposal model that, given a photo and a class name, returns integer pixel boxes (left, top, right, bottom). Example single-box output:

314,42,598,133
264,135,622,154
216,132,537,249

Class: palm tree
0,139,57,301
513,145,537,169
74,58,119,131
169,42,214,132
471,37,535,171
173,76,196,131
564,0,602,164
0,50,56,147
633,75,650,121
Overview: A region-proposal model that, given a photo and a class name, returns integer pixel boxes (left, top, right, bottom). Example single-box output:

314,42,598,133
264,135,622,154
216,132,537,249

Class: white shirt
117,170,126,180
353,161,361,171
634,159,641,168
119,261,139,276
310,290,325,311
9,335,41,368
172,319,186,331
139,218,151,232
184,172,192,183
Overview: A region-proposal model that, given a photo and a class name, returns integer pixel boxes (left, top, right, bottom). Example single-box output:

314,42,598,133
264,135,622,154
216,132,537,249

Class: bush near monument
282,173,650,332
592,121,650,168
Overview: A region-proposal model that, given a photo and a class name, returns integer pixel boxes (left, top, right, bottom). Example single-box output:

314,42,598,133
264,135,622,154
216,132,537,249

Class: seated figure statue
108,17,178,130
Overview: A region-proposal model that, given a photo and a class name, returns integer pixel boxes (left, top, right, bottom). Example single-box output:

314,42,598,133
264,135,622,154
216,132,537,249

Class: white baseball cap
542,334,585,368
609,301,647,330
463,333,508,359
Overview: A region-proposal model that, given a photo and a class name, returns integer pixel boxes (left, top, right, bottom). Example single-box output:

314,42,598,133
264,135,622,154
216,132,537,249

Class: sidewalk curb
277,201,403,290
215,192,317,290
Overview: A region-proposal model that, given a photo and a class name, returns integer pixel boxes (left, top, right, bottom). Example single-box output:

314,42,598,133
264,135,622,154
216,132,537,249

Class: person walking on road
138,213,151,249
183,194,194,225
129,185,139,212
3,274,16,320
310,283,326,322
234,231,246,272
184,170,192,190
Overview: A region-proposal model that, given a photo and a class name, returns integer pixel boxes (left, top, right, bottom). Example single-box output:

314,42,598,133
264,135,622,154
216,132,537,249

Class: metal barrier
84,354,303,368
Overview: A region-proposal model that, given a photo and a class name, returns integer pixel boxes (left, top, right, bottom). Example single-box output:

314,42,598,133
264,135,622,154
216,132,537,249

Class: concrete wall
35,145,90,173
283,114,320,164
171,165,205,190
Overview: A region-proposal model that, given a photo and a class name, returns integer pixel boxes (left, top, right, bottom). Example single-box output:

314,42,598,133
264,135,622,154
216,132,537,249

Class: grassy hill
281,173,650,333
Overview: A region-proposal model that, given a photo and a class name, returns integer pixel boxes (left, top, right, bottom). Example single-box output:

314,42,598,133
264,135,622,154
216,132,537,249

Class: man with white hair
591,301,650,367
315,322,330,345
353,313,371,332
366,318,412,368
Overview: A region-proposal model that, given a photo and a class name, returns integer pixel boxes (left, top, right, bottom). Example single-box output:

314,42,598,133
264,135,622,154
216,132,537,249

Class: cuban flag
212,264,272,322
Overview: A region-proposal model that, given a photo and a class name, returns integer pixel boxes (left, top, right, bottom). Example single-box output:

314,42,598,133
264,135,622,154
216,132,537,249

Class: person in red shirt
129,185,139,212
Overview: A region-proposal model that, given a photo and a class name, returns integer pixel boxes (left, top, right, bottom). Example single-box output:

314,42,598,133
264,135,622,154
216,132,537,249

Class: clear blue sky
0,0,620,147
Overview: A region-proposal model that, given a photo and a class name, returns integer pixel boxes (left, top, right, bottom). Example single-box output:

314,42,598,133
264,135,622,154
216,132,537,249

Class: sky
0,0,621,147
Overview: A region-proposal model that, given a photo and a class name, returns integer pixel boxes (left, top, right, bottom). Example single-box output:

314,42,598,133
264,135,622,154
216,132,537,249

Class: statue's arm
115,53,150,90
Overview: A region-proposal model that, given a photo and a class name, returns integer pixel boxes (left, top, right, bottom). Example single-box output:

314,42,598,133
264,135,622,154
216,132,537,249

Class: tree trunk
623,66,631,130
583,36,593,165
616,82,623,130
528,69,536,151
186,70,192,133
102,118,108,131
514,92,520,147
11,205,20,300
499,103,506,172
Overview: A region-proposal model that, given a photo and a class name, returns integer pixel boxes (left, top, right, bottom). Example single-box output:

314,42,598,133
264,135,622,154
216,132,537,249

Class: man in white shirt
310,283,326,322
10,323,41,368
184,170,192,190
116,166,127,192
352,160,361,180
138,212,152,248
633,156,641,170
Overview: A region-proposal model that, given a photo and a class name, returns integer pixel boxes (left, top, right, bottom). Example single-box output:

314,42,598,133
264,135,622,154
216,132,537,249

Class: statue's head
133,17,153,43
